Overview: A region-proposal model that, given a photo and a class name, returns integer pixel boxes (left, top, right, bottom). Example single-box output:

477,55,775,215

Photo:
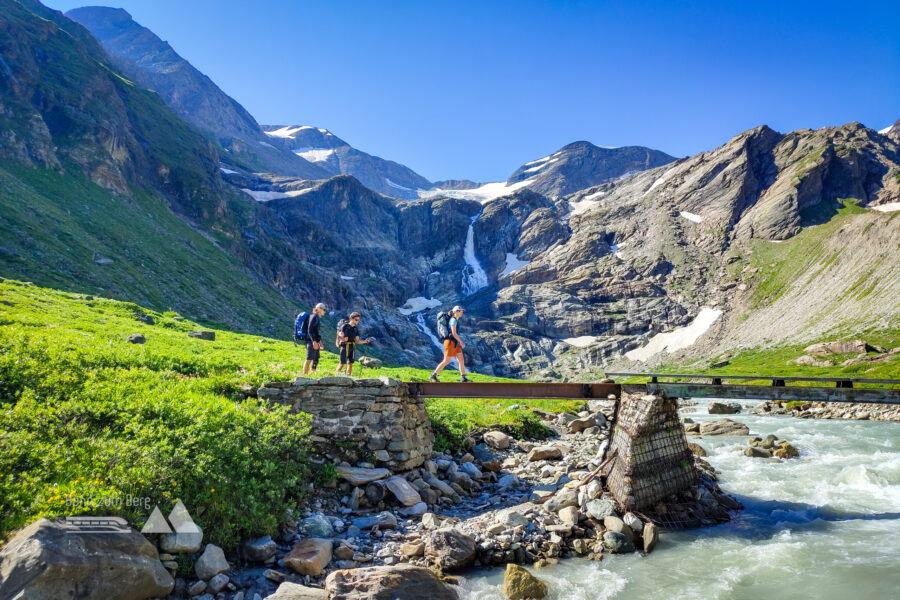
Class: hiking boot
428,374,439,383
460,375,470,383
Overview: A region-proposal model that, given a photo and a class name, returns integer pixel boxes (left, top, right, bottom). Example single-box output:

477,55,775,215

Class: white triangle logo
140,506,173,534
167,499,201,533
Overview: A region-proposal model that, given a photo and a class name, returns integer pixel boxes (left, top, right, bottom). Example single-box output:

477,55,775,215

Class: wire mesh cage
603,393,697,513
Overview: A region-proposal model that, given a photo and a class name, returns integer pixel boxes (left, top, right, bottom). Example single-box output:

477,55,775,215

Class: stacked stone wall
256,377,432,471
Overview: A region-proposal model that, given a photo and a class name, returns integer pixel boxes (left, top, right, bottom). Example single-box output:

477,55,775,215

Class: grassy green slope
0,279,579,544
0,165,297,335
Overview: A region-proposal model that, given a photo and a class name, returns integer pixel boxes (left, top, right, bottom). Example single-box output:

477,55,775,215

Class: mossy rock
503,563,548,599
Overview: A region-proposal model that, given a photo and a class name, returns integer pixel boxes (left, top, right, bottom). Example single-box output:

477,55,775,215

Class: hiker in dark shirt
335,311,371,377
303,303,327,375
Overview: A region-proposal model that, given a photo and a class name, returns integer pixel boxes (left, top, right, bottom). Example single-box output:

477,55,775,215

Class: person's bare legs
433,355,453,376
456,354,466,377
303,360,312,375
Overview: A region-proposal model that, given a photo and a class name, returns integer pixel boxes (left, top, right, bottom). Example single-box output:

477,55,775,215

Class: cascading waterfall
461,211,489,295
414,313,443,350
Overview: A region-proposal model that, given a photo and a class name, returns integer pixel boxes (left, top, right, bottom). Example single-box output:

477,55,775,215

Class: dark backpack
294,312,311,342
335,318,349,348
436,312,452,340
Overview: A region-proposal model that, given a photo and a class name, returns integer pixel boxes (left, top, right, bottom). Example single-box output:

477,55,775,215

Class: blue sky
47,0,899,182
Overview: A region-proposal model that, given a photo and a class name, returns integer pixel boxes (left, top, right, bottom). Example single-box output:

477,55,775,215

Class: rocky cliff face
262,126,433,200
65,6,331,180
453,122,900,376
507,141,676,198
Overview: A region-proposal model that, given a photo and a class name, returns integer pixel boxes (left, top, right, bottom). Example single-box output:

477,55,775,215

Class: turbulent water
459,401,900,599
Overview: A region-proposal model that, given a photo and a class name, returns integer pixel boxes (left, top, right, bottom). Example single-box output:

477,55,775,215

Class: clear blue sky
46,0,899,182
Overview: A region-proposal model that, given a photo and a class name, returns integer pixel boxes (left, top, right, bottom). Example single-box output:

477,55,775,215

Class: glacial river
459,401,900,599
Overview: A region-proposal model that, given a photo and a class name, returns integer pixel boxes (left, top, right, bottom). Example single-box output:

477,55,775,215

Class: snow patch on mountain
625,308,722,361
398,296,442,315
294,148,335,163
219,167,238,174
870,202,900,212
241,188,312,202
679,211,704,223
499,253,530,277
422,178,536,203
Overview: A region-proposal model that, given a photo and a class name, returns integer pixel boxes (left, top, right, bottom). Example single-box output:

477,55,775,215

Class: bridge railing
605,372,900,389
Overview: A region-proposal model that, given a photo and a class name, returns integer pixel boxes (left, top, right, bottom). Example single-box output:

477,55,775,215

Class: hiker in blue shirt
430,306,470,383
302,303,327,375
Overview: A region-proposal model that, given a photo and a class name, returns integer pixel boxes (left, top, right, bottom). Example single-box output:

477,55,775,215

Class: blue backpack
294,312,311,342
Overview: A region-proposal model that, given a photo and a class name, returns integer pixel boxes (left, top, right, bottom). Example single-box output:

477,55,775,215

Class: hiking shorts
340,342,356,365
305,342,320,368
443,338,462,359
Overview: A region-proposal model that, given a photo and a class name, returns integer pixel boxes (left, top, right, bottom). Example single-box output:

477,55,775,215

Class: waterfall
415,313,443,350
461,211,489,295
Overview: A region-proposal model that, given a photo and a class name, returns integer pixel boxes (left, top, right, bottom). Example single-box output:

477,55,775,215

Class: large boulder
285,539,333,577
585,497,617,520
385,476,422,507
527,446,563,461
195,544,230,580
159,526,204,554
804,340,869,356
602,531,635,553
503,563,548,600
301,513,335,538
242,535,277,563
424,528,477,571
335,466,391,486
188,330,215,341
643,522,659,553
325,564,458,599
708,401,741,414
699,419,750,436
265,581,329,599
483,430,511,450
0,518,173,600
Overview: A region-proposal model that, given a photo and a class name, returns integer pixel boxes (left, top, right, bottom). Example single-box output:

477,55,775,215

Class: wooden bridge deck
409,374,900,404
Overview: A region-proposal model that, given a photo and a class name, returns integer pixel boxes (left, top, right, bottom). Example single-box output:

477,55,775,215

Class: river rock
336,466,391,486
774,442,800,458
459,461,482,479
744,446,772,458
385,476,422,506
422,512,441,529
568,416,596,433
603,531,635,553
558,505,580,525
687,442,707,457
160,526,204,554
545,488,577,512
586,497,617,520
699,419,750,436
426,475,457,497
528,446,563,461
503,563,548,600
195,544,229,580
471,443,496,462
623,512,643,533
301,513,334,538
643,522,659,553
603,516,636,545
401,542,425,557
285,539,333,577
325,564,458,599
351,511,398,530
0,518,174,600
708,401,741,414
483,430,511,449
425,528,477,571
265,581,329,599
208,573,229,594
242,535,277,563
399,502,428,517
